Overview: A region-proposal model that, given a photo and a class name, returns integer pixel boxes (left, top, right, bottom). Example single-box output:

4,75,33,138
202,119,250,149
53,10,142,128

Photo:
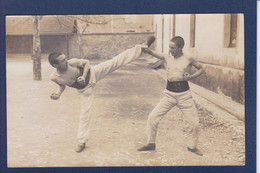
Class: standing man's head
169,36,185,58
48,52,68,71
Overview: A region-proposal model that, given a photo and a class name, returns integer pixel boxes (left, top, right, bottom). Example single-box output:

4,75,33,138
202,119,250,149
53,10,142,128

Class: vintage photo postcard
0,0,256,173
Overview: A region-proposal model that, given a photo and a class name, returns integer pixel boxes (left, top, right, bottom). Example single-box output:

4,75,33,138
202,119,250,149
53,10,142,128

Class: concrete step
189,83,244,121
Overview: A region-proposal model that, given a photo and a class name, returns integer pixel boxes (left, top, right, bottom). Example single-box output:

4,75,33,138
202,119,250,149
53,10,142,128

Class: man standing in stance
138,36,204,156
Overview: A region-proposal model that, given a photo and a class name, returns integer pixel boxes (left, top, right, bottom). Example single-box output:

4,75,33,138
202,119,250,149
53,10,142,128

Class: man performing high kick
48,36,155,152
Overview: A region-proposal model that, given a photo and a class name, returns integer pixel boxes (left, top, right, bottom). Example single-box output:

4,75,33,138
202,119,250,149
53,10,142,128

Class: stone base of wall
190,64,244,104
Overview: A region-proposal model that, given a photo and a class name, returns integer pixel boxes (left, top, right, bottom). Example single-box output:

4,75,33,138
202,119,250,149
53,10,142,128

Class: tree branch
67,15,113,25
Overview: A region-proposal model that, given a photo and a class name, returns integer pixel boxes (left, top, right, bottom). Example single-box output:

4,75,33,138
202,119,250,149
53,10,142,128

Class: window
190,14,196,47
223,14,238,48
229,14,238,48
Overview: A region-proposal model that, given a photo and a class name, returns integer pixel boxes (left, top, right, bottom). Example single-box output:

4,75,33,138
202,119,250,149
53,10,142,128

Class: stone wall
68,32,155,60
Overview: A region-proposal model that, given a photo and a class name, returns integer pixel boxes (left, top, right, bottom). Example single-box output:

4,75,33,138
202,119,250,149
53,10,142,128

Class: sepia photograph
5,14,246,167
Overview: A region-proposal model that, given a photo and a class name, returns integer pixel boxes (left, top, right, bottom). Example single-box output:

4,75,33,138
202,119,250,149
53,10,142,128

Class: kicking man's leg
76,87,95,152
93,36,155,82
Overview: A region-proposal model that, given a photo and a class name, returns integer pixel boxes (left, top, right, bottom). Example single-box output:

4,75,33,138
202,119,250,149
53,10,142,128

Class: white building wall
189,14,244,70
154,14,245,70
195,14,224,50
175,14,191,53
189,14,226,65
163,15,171,54
237,14,245,67
154,15,163,52
169,15,174,39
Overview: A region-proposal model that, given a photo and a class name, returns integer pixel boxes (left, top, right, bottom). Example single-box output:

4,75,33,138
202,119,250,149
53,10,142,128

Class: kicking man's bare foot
143,36,155,47
137,143,156,151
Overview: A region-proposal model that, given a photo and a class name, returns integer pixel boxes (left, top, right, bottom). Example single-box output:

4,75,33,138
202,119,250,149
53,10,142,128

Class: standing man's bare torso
165,54,191,81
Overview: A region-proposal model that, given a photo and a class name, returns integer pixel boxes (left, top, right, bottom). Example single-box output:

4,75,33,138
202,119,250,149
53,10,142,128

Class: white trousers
146,89,200,149
77,45,143,144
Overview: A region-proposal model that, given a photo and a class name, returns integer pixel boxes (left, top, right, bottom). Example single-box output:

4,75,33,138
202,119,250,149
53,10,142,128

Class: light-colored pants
77,45,143,144
146,89,200,149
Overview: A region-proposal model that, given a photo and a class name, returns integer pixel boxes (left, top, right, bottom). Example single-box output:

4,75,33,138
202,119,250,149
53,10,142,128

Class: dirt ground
6,58,245,167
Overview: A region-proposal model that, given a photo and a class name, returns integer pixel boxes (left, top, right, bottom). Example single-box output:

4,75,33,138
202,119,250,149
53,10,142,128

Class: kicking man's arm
77,59,90,85
80,59,90,79
70,58,90,85
184,58,205,81
143,48,165,61
50,78,66,100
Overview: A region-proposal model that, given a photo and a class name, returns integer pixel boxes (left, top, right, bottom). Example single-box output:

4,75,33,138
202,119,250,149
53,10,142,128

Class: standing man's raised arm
143,48,166,61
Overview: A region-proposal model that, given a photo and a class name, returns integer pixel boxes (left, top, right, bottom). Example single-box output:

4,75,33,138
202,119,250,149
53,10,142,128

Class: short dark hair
48,52,62,66
170,36,185,49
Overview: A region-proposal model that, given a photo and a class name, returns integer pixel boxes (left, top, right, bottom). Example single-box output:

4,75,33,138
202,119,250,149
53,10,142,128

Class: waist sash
166,80,189,92
69,68,91,89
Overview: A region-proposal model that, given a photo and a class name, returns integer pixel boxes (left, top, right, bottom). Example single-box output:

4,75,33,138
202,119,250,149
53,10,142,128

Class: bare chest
167,57,190,73
54,66,80,86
